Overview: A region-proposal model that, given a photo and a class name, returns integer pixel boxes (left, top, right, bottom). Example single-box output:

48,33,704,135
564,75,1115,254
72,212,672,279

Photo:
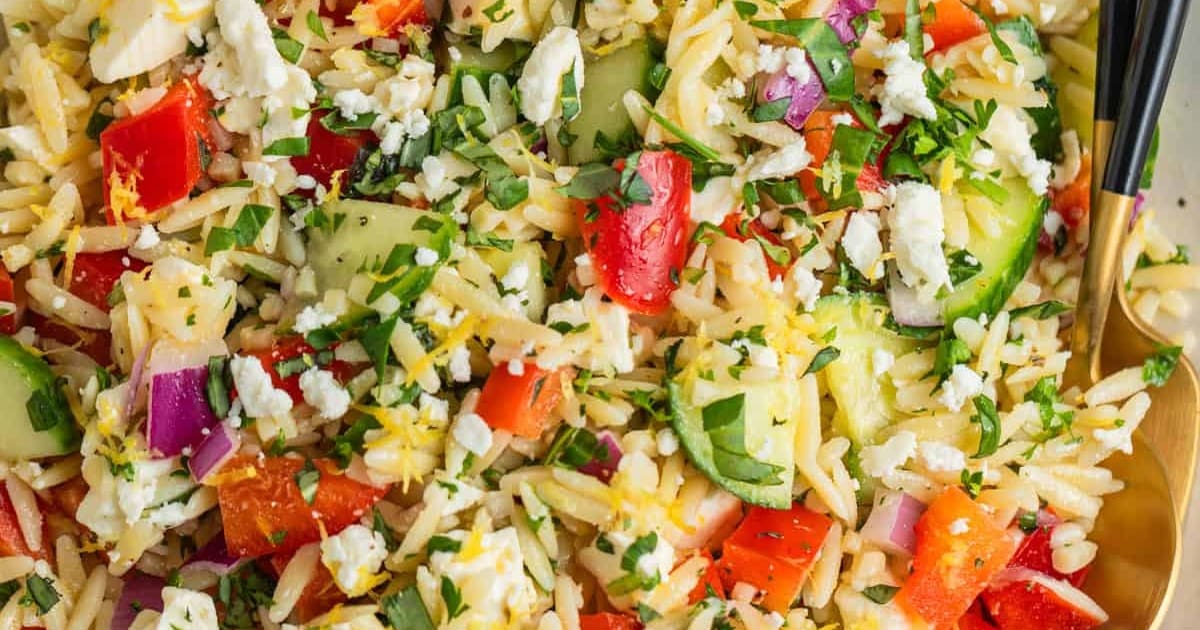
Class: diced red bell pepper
350,0,428,35
266,551,347,622
958,601,999,630
216,455,388,557
1050,154,1092,232
0,266,19,334
896,487,1020,630
1007,509,1090,588
923,0,988,53
716,503,833,613
0,485,50,562
688,550,726,604
579,613,643,630
30,313,113,366
982,570,1108,630
575,150,691,315
476,362,572,439
68,251,148,313
243,336,363,405
101,77,214,221
719,214,790,280
290,111,374,192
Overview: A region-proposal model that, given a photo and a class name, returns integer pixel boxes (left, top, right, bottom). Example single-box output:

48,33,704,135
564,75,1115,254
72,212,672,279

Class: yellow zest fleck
161,0,209,22
61,226,82,290
458,526,486,561
813,209,848,225
350,2,388,38
326,169,346,204
28,204,48,220
203,465,259,487
406,314,480,385
358,404,446,491
107,163,148,228
938,154,958,194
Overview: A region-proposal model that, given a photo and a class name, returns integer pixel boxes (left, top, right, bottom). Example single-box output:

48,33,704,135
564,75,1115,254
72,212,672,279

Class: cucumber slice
477,242,548,320
438,39,523,105
0,336,79,459
812,294,929,446
306,199,452,293
941,179,1045,325
564,40,655,165
668,350,798,508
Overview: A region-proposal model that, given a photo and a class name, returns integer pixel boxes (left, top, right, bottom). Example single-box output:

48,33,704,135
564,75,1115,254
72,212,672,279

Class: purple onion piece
825,0,878,44
147,366,220,457
756,64,826,131
182,535,246,575
188,423,241,482
577,431,623,482
125,343,150,421
112,572,164,630
1131,191,1146,228
860,490,927,555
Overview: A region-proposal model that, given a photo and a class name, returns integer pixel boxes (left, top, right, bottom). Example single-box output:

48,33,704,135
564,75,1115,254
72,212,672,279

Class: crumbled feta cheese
452,412,493,455
756,44,786,74
991,0,1008,14
299,368,351,420
418,527,538,627
379,121,405,155
784,47,812,83
874,41,936,126
1051,130,1082,189
790,265,822,312
295,175,317,190
842,211,884,279
333,89,374,119
832,112,855,127
1044,209,1064,236
133,224,161,250
414,246,439,267
705,100,725,126
501,262,531,293
860,431,917,479
320,524,388,597
229,355,293,419
542,289,635,373
948,517,970,535
294,302,339,334
937,364,984,412
889,181,952,301
979,105,1052,195
1038,3,1057,24
241,161,276,187
872,349,895,377
210,0,289,96
972,148,996,168
746,141,812,181
1092,425,1134,454
155,587,219,630
448,345,472,382
517,26,584,125
656,428,679,456
918,441,967,472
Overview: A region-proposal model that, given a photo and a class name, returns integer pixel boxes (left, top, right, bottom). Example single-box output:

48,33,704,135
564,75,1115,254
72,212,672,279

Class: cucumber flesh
439,39,522,105
0,336,79,459
306,199,443,293
668,353,798,508
565,39,654,165
812,294,929,446
478,242,548,321
940,179,1045,325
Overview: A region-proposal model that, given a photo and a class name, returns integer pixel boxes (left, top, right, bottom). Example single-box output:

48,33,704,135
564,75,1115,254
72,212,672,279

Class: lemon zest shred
61,225,81,290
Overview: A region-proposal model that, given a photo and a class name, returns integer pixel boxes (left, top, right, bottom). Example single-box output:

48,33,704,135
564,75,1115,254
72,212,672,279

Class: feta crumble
414,246,439,267
320,524,388,597
229,355,293,419
155,587,219,630
889,181,952,301
517,26,584,125
948,517,970,535
294,302,339,335
299,368,351,420
452,412,494,456
937,364,984,412
874,41,937,126
133,224,161,250
918,441,967,472
842,211,884,279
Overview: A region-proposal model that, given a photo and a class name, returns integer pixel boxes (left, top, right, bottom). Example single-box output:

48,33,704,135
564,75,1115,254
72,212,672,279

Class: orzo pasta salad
0,0,1194,627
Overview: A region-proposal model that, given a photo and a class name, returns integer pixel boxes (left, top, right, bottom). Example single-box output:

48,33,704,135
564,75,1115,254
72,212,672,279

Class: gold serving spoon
1064,0,1197,626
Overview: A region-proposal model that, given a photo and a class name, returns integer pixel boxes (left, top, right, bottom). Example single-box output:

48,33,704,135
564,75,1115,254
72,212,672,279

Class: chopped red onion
577,431,623,482
148,367,220,457
825,0,877,44
124,343,150,421
860,490,926,555
112,572,164,630
182,534,245,575
188,423,241,482
1131,191,1146,227
757,65,825,131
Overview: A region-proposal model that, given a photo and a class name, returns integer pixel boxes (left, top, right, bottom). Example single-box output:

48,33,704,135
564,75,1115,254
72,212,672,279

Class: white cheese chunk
299,368,351,420
842,211,884,280
320,524,388,597
889,181,952,302
229,355,293,419
874,40,936,127
155,587,219,630
517,26,584,125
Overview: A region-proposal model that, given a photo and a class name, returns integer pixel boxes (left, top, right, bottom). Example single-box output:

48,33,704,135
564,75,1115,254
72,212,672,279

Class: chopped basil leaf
804,346,840,375
637,602,662,623
361,315,399,379
560,62,580,122
1143,344,1183,387
1008,300,1071,320
427,535,462,554
969,394,1000,458
205,356,231,419
946,249,983,286
26,379,70,433
465,226,514,251
543,425,606,469
751,97,791,123
262,136,310,157
85,98,115,140
641,104,723,161
305,10,328,41
382,586,436,630
440,576,469,620
24,575,59,614
294,458,320,505
271,28,304,64
822,125,877,210
862,584,900,604
750,19,854,101
701,393,785,484
927,337,971,386
558,163,620,200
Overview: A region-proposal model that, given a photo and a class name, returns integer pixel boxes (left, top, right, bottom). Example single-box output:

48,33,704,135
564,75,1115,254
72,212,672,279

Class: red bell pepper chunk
476,361,572,439
350,0,428,35
290,111,374,192
1006,509,1090,588
244,336,363,405
0,485,50,562
896,487,1020,630
687,550,726,604
982,570,1108,630
579,613,643,630
719,214,790,280
923,0,988,53
716,503,833,613
30,313,113,366
575,150,691,315
1050,153,1091,233
69,251,148,313
958,601,999,630
216,455,388,557
0,266,19,334
101,77,214,221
